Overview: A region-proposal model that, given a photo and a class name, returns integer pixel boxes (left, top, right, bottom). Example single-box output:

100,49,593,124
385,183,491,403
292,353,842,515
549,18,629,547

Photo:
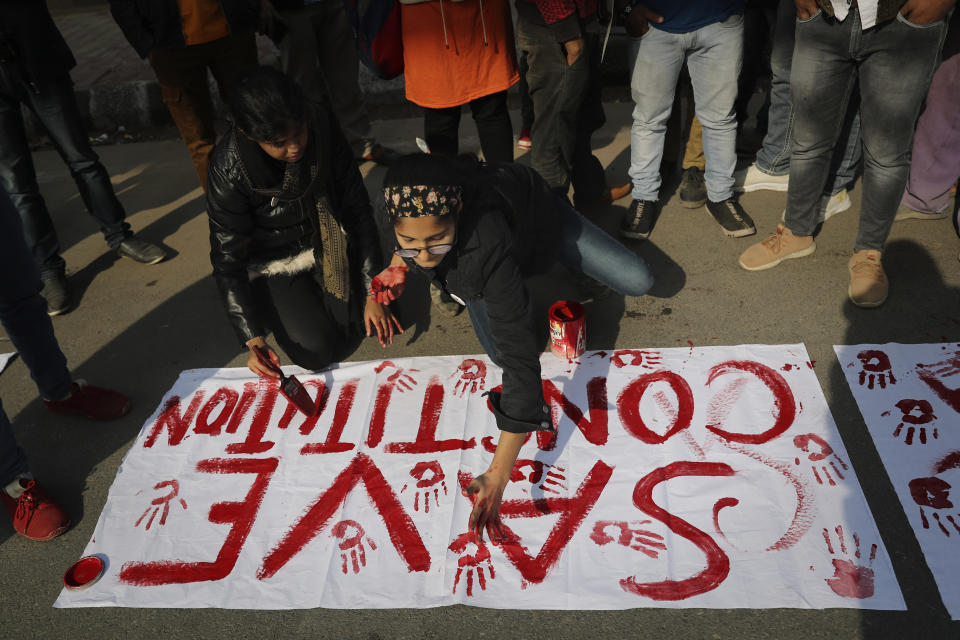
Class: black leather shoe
116,237,167,265
678,167,707,208
41,272,71,316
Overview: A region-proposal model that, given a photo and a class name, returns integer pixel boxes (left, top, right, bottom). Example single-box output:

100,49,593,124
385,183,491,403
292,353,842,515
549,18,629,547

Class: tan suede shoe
738,225,815,271
848,250,888,308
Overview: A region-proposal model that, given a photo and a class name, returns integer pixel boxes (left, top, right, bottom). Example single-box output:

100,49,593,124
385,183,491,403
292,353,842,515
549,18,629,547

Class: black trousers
422,90,514,163
253,270,363,371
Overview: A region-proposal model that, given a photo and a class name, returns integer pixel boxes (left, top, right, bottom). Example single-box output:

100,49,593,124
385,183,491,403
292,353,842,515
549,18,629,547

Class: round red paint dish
63,556,106,590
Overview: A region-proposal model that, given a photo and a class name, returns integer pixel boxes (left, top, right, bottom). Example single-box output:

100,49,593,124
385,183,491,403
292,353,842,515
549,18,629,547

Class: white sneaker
779,189,851,224
734,164,790,193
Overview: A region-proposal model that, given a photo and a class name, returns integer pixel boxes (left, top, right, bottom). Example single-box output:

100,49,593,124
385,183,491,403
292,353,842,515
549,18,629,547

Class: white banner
0,352,16,376
56,345,903,610
835,342,960,620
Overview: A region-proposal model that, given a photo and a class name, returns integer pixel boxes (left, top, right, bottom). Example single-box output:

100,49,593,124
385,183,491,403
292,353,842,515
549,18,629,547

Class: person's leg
753,0,796,175
423,105,463,157
0,68,65,278
686,13,744,203
570,26,608,206
854,13,948,252
627,28,686,201
900,45,960,214
554,196,654,296
682,115,705,171
21,72,131,250
469,91,514,163
259,271,360,370
149,45,218,190
0,399,30,489
207,32,258,114
518,50,534,131
783,12,857,238
0,190,73,401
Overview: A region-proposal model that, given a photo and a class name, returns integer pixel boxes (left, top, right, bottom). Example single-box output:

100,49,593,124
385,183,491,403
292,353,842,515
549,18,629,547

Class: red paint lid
63,555,105,590
549,300,584,322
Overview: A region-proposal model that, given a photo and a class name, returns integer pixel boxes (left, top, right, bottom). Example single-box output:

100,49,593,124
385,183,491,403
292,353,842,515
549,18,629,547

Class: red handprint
892,399,938,445
909,476,960,537
821,525,877,599
449,531,495,596
375,360,419,392
856,350,896,389
400,460,448,513
917,350,960,414
450,359,486,397
134,479,187,530
510,459,567,495
792,434,849,486
590,520,667,559
369,265,408,304
611,350,663,370
331,519,377,574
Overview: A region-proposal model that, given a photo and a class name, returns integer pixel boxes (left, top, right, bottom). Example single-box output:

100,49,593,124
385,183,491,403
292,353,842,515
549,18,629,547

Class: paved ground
1,104,959,639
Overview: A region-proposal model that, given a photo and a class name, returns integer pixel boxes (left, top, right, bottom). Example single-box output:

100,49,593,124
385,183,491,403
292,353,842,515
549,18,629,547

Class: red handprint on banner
821,525,876,599
449,531,495,596
590,520,667,559
450,359,486,397
332,519,377,575
917,350,960,414
401,460,448,513
611,350,663,370
892,399,938,445
375,361,419,392
134,479,188,530
856,350,896,389
510,459,567,495
792,434,849,486
909,475,960,537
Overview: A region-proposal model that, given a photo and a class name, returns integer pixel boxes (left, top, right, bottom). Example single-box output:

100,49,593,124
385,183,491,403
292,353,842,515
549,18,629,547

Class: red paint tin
548,301,585,359
63,555,106,590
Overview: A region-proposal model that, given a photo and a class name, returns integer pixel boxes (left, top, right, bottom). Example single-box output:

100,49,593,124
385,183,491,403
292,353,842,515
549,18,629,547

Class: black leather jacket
207,107,381,346
0,1,76,87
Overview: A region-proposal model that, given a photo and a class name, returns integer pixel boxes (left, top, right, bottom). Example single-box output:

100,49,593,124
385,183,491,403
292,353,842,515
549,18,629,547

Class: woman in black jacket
207,67,398,378
372,153,654,542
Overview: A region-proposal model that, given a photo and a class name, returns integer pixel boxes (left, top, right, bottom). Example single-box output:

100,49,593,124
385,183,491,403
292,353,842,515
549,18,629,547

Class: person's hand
364,298,403,347
464,471,510,544
900,0,956,24
369,265,408,304
795,0,820,19
564,37,584,66
621,3,663,37
246,337,281,379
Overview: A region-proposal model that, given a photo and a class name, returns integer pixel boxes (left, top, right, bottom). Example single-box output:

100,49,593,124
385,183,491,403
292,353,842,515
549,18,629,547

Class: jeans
466,197,653,361
0,65,131,278
755,0,862,197
785,9,947,251
516,15,607,203
0,188,75,485
628,14,744,203
280,1,372,157
149,33,258,190
423,90,514,163
518,50,534,130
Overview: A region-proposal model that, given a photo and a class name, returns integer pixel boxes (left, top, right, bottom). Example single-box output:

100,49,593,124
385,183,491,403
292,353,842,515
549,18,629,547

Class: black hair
382,153,483,225
229,66,309,142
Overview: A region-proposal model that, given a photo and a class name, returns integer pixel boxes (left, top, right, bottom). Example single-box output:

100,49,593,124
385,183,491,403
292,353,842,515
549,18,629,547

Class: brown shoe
848,250,888,308
609,182,632,202
738,225,815,271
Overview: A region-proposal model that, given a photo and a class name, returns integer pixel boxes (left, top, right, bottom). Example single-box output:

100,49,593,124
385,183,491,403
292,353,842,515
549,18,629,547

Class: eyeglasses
393,243,455,258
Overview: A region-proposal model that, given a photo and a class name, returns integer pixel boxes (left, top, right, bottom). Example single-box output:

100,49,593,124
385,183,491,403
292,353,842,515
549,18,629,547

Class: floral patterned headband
383,185,462,218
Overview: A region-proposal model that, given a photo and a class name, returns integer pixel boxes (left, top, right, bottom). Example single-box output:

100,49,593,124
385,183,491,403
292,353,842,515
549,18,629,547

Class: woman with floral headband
206,66,400,380
371,153,654,542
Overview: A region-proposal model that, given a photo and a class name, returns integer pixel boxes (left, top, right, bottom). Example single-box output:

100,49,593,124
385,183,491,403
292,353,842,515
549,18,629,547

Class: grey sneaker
430,282,463,317
620,199,660,240
706,198,756,238
678,167,707,208
41,272,71,316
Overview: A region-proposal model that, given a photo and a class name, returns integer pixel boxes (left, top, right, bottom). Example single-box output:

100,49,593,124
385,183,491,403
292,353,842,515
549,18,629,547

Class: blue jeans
466,197,654,362
755,0,862,197
0,187,74,484
785,9,948,250
628,14,744,203
0,65,131,278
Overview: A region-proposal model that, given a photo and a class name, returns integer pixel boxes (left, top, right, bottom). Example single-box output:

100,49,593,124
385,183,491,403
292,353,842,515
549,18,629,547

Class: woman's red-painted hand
464,471,509,544
369,265,409,304
364,298,403,347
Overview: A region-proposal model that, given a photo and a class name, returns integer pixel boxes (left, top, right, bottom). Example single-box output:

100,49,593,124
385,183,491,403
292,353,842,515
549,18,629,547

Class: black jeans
253,270,364,371
422,90,514,163
0,65,130,278
516,14,606,204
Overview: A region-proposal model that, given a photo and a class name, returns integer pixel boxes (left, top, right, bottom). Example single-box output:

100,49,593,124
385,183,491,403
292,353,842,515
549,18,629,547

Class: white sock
3,472,34,498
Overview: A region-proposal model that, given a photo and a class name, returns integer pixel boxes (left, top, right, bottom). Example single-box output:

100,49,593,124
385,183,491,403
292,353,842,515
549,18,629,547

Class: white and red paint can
548,301,585,359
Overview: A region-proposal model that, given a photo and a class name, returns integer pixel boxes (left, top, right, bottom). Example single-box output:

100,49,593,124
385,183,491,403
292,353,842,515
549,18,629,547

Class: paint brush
253,346,316,417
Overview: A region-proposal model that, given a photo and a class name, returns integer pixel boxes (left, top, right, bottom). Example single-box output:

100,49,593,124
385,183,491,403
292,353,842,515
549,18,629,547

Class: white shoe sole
739,242,816,271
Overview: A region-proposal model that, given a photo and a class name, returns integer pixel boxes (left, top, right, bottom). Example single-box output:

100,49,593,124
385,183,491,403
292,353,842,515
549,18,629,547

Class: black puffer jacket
395,163,565,431
109,0,260,58
207,106,381,346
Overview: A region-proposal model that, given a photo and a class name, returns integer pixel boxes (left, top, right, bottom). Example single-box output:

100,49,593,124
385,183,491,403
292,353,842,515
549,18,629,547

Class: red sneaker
44,381,131,420
1,479,71,541
517,127,532,151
